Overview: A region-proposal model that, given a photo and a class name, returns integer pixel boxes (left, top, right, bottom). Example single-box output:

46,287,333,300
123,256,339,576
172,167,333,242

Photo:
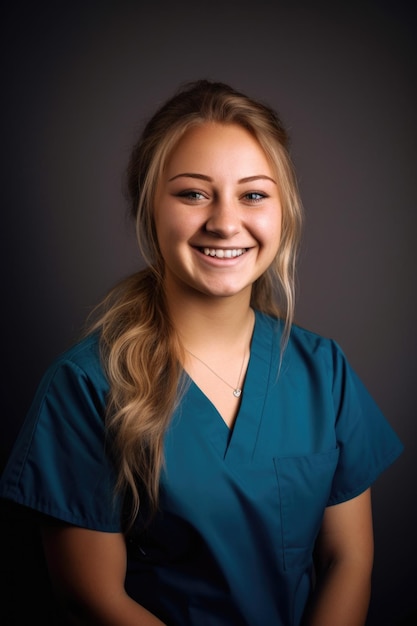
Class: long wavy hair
89,80,303,527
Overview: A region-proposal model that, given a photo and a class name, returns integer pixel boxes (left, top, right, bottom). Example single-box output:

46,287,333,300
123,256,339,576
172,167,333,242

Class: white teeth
202,248,246,258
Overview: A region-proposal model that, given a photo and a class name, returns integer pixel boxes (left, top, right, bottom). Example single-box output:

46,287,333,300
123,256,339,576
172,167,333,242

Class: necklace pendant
233,388,242,398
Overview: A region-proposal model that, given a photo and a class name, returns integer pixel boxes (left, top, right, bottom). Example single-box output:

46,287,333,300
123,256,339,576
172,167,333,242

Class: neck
166,290,254,350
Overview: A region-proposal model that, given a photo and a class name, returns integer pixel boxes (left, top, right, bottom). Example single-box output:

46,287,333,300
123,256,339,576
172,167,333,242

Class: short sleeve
0,339,123,531
327,341,404,505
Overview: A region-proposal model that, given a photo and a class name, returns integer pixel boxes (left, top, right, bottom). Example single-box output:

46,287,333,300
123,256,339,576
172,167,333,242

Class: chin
198,284,250,299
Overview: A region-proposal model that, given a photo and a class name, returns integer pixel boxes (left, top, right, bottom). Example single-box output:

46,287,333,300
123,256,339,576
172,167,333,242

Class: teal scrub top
0,311,403,626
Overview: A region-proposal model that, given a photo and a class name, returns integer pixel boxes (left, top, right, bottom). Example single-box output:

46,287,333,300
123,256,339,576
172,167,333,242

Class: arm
41,523,166,626
302,488,374,626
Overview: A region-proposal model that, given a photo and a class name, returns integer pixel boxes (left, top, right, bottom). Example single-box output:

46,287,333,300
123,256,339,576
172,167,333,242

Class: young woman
0,80,403,625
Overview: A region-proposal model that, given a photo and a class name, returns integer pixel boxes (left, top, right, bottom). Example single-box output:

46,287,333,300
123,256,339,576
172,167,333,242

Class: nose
205,198,241,238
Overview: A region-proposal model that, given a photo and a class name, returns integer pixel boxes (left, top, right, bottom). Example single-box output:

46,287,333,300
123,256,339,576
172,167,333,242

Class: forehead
164,122,274,176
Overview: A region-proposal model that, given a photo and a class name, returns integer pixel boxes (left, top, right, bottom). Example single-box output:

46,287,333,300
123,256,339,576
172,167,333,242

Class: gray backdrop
2,1,416,624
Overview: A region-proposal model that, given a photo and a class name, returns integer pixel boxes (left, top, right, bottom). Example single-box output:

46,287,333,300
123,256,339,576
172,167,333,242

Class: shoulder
53,332,102,368
289,322,332,350
288,323,353,389
288,323,341,364
36,332,109,400
54,333,100,367
254,310,341,368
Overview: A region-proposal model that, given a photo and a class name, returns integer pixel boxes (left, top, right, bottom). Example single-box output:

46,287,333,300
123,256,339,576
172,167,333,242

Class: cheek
155,208,175,239
257,212,282,248
153,216,172,262
154,209,192,249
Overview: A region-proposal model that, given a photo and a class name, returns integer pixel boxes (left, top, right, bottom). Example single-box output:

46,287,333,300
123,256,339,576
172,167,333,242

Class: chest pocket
274,447,340,571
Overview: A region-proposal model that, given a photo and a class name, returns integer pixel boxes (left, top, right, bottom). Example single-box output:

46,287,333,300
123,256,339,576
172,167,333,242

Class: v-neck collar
183,311,279,462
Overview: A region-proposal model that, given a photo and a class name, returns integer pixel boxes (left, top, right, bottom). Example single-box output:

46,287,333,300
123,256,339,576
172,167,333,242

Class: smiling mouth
200,248,247,258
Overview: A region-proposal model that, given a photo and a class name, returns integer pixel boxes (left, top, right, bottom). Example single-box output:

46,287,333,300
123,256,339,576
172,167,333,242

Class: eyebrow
168,173,277,184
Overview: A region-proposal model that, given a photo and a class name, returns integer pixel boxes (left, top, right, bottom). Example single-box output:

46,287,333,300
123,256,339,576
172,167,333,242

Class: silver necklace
185,347,247,398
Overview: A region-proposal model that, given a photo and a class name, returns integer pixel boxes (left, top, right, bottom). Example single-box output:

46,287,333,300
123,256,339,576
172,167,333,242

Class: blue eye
178,191,205,200
245,192,265,202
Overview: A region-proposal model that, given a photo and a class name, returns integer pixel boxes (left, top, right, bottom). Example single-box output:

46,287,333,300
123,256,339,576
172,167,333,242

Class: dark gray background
1,1,416,624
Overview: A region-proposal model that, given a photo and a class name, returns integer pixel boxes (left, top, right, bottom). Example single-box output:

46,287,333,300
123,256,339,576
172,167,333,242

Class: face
153,122,282,302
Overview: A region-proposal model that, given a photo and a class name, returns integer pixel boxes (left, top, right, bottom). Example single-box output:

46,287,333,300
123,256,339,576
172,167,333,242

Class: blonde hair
89,80,303,527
